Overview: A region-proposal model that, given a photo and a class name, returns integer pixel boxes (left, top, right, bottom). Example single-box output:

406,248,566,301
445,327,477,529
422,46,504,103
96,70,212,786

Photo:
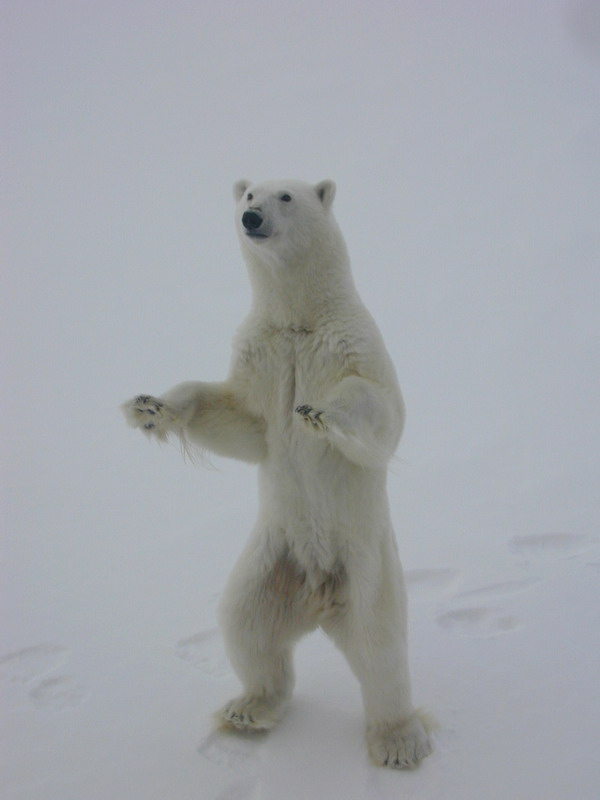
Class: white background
2,1,600,798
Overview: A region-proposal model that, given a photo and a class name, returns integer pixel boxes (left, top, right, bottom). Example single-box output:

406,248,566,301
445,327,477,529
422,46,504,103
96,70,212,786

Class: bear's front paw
295,404,328,433
121,394,176,440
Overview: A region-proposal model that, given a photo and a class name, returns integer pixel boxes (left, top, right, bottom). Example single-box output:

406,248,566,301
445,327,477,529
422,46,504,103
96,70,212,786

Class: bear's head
233,179,339,270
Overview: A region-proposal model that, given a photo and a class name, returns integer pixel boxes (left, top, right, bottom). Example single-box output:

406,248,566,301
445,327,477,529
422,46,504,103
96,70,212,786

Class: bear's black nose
242,210,263,231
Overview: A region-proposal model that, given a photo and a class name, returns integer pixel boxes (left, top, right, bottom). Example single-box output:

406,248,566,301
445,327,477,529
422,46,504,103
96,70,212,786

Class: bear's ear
233,180,251,202
315,180,336,209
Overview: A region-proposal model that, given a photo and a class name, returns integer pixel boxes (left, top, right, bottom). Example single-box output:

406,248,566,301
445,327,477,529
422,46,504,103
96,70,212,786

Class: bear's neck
245,237,360,329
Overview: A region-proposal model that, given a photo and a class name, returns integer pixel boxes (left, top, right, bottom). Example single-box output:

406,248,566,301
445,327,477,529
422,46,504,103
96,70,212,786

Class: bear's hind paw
216,694,286,733
367,715,433,769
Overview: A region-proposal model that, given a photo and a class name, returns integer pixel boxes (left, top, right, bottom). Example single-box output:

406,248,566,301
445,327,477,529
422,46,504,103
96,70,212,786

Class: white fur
122,179,432,768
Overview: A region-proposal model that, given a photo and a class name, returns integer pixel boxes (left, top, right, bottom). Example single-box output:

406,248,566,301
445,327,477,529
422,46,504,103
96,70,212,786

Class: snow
2,1,599,798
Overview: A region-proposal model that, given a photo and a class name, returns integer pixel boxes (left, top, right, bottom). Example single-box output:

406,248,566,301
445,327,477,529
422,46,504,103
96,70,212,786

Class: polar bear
122,179,432,769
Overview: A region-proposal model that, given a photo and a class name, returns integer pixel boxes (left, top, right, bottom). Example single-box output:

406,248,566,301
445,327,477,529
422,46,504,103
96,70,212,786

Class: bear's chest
238,327,349,422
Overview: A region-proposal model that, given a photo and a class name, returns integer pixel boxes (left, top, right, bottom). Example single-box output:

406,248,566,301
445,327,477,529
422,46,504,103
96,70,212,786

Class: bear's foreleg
122,381,267,463
296,375,404,469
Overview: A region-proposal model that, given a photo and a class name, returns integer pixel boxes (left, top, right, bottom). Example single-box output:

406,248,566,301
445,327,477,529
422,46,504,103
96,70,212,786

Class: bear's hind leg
321,541,432,768
216,551,315,732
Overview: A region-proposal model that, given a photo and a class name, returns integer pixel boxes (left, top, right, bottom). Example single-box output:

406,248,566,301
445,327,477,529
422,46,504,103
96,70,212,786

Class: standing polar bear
122,179,432,769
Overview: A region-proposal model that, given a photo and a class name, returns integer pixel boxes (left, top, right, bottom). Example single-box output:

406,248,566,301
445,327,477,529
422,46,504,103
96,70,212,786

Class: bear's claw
295,404,327,432
122,394,174,440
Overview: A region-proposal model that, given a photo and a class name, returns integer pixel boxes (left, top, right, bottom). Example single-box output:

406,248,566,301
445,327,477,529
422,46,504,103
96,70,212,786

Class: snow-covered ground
2,2,600,798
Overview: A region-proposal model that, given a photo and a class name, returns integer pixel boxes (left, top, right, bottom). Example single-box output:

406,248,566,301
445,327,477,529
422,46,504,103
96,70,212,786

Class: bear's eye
246,193,253,202
280,193,292,202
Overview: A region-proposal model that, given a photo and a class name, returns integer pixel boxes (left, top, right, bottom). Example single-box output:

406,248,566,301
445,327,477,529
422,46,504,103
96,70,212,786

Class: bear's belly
257,441,389,572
